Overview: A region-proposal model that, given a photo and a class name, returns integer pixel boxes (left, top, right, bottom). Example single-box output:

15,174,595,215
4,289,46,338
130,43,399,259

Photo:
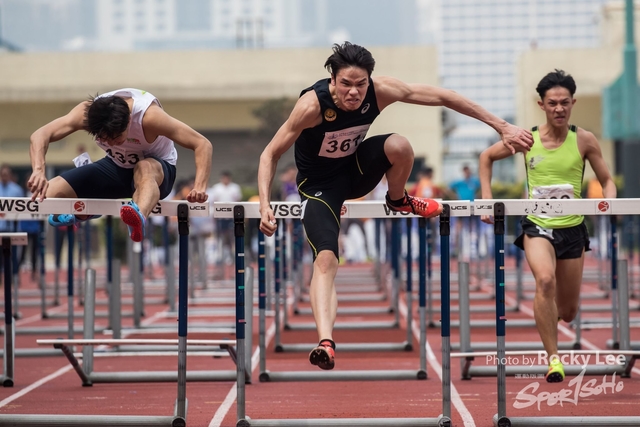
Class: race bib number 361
318,124,370,158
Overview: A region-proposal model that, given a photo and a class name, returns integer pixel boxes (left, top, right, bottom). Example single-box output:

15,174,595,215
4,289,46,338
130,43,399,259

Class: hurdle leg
2,237,14,387
439,206,452,420
174,204,189,424
166,244,176,312
418,218,428,376
105,216,113,297
258,229,267,378
132,241,143,329
405,217,414,349
458,261,471,379
492,202,509,424
39,222,47,318
273,221,282,350
82,269,96,378
109,260,122,341
234,206,248,425
67,227,75,340
77,223,84,306
611,216,620,349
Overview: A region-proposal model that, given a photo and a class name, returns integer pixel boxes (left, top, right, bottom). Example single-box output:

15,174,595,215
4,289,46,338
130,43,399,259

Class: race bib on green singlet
531,184,574,200
318,124,370,159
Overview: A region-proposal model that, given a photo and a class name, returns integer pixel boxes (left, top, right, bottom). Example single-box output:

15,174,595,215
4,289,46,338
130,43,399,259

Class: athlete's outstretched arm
258,91,321,237
373,75,533,155
478,141,521,223
582,129,616,199
28,101,88,200
143,106,212,203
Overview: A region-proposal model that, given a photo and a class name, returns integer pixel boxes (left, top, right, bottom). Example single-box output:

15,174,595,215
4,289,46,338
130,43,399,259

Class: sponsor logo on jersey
361,103,370,114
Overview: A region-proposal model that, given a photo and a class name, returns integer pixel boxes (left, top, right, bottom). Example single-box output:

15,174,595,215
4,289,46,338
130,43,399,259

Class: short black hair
536,69,576,99
84,95,130,140
324,41,375,78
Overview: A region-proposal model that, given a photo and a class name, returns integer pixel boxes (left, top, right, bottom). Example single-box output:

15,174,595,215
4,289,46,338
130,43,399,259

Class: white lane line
15,303,68,326
208,321,277,427
0,306,170,408
400,301,476,427
0,365,74,408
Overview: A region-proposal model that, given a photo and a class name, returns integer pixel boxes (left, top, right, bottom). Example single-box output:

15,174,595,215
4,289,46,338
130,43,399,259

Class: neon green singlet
525,125,584,228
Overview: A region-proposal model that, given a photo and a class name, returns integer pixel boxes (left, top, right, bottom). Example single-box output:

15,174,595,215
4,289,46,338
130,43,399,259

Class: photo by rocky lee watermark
481,351,628,411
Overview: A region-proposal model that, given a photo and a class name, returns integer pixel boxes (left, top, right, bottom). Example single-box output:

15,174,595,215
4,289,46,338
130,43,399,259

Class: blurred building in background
0,0,421,51
0,0,635,186
436,0,610,182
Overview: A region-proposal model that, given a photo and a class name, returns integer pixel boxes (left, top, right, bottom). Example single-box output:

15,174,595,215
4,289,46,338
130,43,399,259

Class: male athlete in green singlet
479,70,616,382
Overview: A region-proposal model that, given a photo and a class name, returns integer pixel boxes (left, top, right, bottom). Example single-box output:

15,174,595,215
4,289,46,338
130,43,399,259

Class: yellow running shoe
545,357,565,383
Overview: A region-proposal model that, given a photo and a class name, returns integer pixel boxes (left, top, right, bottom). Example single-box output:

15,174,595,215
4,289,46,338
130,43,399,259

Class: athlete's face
330,66,369,111
538,86,576,129
102,116,131,146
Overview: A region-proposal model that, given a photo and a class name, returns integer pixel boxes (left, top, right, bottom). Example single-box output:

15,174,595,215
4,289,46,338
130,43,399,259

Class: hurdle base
493,414,640,427
275,342,412,353
238,415,451,426
284,320,399,331
259,369,425,382
465,364,626,379
88,370,238,383
450,341,580,352
0,414,179,426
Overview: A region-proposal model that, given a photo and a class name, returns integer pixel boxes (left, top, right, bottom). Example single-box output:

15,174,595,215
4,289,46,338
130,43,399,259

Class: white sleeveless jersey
94,88,178,169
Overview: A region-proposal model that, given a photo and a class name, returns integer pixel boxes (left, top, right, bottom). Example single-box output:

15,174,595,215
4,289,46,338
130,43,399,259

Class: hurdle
470,199,640,427
221,202,459,427
0,232,27,386
38,262,247,385
0,197,211,426
225,203,447,382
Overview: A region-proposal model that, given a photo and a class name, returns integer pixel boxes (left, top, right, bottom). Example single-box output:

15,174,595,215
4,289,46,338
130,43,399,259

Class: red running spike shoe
309,340,335,370
385,190,443,218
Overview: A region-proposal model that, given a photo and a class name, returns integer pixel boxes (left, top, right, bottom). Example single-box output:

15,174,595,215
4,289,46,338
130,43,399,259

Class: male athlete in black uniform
257,42,533,370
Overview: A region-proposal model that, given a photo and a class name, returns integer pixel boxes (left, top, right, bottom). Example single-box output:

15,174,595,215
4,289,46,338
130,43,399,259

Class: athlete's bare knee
384,135,413,159
535,273,556,298
313,251,338,275
46,177,77,198
558,306,577,323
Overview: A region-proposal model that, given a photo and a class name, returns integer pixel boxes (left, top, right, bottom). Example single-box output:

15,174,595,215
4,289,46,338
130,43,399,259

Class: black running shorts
59,156,176,200
514,217,590,259
298,134,392,260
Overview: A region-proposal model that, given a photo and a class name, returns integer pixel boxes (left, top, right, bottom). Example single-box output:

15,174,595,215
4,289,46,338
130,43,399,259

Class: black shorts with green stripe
514,217,590,259
296,134,392,260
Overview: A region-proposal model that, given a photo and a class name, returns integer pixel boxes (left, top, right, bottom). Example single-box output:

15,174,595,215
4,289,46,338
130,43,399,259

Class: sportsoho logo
485,351,626,410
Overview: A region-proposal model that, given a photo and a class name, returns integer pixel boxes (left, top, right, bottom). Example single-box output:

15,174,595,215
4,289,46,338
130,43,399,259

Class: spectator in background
278,163,300,202
207,171,242,267
0,164,24,229
449,164,480,201
410,166,442,199
0,164,25,272
449,164,481,258
586,176,604,199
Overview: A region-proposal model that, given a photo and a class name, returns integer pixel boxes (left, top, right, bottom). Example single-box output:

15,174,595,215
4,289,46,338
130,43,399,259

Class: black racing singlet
294,78,381,180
